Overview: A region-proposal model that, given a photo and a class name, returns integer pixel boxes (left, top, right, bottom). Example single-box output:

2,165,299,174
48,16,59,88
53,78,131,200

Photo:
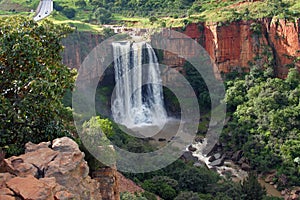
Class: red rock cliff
154,18,300,78
62,19,300,79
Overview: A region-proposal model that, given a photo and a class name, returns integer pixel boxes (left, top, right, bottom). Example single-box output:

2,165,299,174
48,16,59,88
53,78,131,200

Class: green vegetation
242,173,266,200
120,192,156,200
0,2,299,199
1,0,299,31
0,16,76,156
125,158,274,200
222,64,300,188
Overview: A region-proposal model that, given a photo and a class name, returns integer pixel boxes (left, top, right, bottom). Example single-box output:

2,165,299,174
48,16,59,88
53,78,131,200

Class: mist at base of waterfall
112,41,167,128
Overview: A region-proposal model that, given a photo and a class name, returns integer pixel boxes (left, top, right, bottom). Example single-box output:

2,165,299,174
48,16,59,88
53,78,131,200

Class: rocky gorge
59,17,300,199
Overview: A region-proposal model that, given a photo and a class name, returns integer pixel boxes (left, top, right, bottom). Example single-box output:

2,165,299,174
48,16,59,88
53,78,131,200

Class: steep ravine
61,18,300,199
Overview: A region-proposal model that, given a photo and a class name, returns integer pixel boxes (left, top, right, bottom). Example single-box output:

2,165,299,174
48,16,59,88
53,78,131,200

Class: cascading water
111,41,167,127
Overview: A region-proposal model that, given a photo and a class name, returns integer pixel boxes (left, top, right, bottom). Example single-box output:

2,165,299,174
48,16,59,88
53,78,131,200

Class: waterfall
111,41,167,127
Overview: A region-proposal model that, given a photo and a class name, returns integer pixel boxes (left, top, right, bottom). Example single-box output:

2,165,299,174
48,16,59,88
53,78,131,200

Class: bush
142,176,178,200
250,22,262,35
242,173,266,200
149,16,158,24
178,167,219,193
75,0,87,8
174,191,200,200
62,7,76,19
94,7,112,24
53,2,63,11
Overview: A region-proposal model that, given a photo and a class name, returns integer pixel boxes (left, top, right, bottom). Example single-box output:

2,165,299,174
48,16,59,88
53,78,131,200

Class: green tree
80,116,115,170
174,191,200,200
142,176,178,200
241,173,266,200
75,0,87,8
62,7,76,19
120,192,147,200
178,167,219,193
53,2,64,11
95,7,112,24
149,16,157,24
0,17,75,156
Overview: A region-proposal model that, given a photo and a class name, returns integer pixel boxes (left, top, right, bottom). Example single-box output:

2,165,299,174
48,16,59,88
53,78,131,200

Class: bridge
33,0,53,21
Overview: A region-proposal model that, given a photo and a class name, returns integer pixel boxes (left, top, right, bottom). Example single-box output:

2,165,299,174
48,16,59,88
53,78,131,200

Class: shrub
62,7,76,19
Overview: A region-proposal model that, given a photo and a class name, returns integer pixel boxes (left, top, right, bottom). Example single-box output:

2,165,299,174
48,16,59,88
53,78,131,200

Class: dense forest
223,66,300,188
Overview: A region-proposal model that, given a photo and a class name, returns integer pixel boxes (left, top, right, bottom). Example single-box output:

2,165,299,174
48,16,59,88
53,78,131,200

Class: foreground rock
0,137,108,200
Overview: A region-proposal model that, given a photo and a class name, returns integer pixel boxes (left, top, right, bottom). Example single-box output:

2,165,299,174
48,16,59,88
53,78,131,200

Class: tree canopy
0,16,76,155
223,66,300,187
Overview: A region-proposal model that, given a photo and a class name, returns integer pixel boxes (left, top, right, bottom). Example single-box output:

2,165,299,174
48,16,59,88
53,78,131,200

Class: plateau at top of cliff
0,0,299,32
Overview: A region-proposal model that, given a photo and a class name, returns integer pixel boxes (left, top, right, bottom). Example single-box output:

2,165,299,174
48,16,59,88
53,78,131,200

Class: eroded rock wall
154,18,300,78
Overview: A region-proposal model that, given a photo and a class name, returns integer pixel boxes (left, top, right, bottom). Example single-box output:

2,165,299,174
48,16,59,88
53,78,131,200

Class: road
33,0,53,21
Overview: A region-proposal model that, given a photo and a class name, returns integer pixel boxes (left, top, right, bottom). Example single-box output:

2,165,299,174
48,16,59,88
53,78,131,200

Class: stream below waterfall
110,38,283,198
190,140,282,198
190,141,248,182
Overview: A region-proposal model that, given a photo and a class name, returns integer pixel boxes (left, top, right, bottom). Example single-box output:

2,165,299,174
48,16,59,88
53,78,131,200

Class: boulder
291,193,299,200
208,153,223,162
3,157,38,178
181,151,198,163
281,189,288,196
0,137,111,200
292,187,300,194
214,153,221,160
0,173,15,187
6,175,53,200
232,150,243,162
264,173,275,183
194,136,204,143
54,190,76,200
241,163,251,171
193,162,206,168
25,141,50,153
0,187,15,196
188,145,197,152
0,195,16,200
209,156,225,167
208,155,216,162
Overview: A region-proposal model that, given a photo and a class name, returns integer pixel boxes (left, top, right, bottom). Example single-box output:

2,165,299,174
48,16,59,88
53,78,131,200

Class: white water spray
112,41,167,128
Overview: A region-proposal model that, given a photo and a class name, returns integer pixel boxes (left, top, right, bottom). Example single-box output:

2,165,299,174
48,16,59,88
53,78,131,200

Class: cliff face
264,18,300,76
62,18,299,79
156,18,300,78
62,32,104,70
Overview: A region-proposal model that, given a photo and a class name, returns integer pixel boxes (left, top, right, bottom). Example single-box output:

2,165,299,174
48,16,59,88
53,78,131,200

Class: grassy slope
0,0,299,32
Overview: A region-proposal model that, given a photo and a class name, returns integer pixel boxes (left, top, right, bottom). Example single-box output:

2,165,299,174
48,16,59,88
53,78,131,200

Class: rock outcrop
92,167,120,200
152,18,300,79
0,137,119,200
62,32,104,71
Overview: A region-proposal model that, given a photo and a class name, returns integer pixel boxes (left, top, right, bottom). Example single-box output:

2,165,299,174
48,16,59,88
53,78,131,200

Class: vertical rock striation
152,18,300,78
